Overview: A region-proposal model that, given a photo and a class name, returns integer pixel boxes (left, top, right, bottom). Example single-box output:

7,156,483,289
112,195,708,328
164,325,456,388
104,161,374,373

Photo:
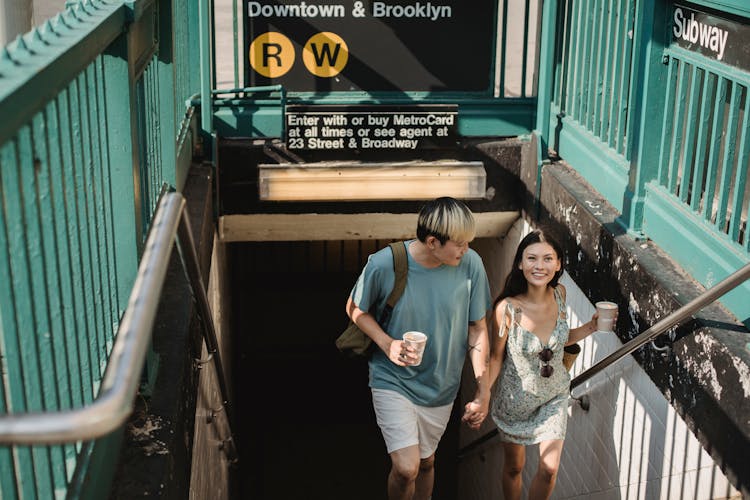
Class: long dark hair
494,229,565,306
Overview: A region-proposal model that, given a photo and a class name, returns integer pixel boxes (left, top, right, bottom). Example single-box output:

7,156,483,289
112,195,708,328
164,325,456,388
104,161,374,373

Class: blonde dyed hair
416,197,476,244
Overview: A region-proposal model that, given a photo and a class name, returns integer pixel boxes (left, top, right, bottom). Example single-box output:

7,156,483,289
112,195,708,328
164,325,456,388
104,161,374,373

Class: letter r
262,43,283,67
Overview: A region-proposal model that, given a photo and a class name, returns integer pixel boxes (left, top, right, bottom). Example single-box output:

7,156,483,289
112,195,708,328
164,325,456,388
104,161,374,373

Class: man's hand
461,399,489,430
387,338,412,366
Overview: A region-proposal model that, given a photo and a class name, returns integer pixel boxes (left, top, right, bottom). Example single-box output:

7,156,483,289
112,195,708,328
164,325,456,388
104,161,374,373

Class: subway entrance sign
244,1,496,92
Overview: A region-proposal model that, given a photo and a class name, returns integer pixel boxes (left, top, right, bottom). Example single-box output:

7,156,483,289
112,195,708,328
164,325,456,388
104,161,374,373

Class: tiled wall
460,219,740,499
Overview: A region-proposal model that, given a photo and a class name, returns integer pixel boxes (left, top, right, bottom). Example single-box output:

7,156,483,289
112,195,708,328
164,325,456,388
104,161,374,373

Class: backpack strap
378,241,409,328
386,241,408,308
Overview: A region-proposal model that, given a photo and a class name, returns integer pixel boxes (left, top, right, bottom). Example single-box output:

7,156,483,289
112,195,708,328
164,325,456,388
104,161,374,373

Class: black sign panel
286,105,459,149
672,4,750,71
244,1,496,92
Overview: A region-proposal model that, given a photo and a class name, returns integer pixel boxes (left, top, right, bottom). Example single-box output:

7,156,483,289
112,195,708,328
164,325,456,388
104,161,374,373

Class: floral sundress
490,287,570,444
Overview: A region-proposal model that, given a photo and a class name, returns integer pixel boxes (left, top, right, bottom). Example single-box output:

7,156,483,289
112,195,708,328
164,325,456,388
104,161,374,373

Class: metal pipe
571,261,750,390
175,208,238,462
211,84,284,95
0,193,185,444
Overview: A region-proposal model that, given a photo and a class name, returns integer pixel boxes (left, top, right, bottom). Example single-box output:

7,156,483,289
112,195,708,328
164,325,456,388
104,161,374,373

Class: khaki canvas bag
336,241,408,357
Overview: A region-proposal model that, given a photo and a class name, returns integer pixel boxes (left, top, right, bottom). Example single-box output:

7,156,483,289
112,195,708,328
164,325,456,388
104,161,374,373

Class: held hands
461,398,489,430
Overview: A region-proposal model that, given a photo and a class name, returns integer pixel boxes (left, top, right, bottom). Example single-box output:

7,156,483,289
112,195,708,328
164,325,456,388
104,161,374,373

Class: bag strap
378,241,409,328
385,241,408,308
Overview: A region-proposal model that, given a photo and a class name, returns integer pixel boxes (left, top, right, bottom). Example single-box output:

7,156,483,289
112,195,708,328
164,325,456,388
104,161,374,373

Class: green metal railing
654,48,749,252
553,0,636,159
539,0,750,324
0,0,201,497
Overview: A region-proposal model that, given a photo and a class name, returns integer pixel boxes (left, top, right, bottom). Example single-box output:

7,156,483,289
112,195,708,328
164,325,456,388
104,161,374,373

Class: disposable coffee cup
402,331,428,366
595,301,618,332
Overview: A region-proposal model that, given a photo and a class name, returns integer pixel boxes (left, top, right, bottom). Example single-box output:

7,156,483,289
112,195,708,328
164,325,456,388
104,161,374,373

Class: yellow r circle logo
249,32,295,78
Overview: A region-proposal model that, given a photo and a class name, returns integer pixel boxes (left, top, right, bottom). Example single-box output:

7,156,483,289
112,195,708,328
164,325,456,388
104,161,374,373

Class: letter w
310,43,341,66
699,23,711,46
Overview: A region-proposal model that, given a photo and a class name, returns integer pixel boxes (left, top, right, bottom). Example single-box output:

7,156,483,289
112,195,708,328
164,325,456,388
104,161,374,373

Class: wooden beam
219,211,520,242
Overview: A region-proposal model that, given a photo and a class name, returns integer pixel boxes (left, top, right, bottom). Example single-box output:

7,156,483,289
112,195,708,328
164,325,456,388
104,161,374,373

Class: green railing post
103,35,140,303
618,0,668,235
535,0,558,158
157,0,178,189
199,0,214,156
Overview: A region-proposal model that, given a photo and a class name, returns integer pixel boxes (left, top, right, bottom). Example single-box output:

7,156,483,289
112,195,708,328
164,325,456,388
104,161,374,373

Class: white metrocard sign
285,105,459,150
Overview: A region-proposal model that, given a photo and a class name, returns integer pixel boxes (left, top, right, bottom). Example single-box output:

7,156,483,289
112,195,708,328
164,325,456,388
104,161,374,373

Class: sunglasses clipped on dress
538,347,554,377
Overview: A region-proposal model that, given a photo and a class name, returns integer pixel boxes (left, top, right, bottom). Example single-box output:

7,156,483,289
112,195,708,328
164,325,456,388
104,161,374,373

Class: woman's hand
461,398,489,430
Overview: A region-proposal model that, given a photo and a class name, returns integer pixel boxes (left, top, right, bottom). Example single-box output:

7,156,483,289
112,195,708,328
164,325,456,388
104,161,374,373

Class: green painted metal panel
92,57,121,356
552,0,636,161
101,35,139,307
199,0,214,142
40,98,85,483
615,0,635,157
644,183,750,324
60,88,94,410
566,0,583,118
0,143,28,500
30,110,78,491
596,0,614,141
0,136,55,499
66,76,100,404
729,95,750,242
157,0,178,190
556,116,630,212
703,76,727,221
0,3,128,147
43,98,84,416
535,0,558,152
689,70,715,212
608,0,625,150
657,61,677,186
680,65,701,204
66,430,124,500
588,0,603,133
668,63,689,193
714,83,741,232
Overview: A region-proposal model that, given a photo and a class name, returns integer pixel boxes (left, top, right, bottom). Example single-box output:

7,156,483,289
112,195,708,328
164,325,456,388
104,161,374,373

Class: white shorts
371,388,453,459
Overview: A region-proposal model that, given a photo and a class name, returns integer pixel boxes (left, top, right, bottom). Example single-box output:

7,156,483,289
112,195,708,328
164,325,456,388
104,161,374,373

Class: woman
466,229,611,499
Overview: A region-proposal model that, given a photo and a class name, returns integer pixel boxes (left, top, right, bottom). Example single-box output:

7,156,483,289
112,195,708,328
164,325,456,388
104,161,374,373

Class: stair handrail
0,193,237,462
457,260,750,459
570,260,750,390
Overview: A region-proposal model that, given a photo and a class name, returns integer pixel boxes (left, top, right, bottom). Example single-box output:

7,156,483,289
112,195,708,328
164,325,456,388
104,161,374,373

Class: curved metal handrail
0,193,183,443
570,260,750,390
457,260,750,459
0,193,237,462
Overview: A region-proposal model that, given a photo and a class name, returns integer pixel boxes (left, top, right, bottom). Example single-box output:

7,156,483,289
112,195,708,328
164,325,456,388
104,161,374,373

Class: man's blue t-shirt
350,240,491,407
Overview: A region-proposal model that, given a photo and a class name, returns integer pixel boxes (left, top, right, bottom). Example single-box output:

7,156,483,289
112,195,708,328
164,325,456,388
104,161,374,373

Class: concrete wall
459,216,740,499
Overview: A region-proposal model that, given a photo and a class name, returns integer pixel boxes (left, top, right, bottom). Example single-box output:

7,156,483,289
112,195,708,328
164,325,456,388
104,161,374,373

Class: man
346,197,492,500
